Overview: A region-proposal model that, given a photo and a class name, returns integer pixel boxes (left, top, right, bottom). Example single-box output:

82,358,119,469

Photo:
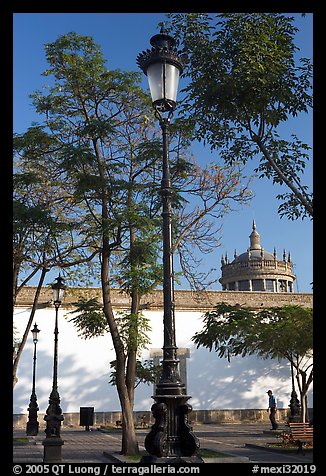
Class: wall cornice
15,286,313,311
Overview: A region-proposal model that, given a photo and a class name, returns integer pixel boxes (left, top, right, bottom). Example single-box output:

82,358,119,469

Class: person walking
267,390,278,430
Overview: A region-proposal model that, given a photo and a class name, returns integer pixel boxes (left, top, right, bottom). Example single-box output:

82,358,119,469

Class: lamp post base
42,437,64,463
26,421,39,436
26,393,39,436
143,393,200,460
288,389,301,422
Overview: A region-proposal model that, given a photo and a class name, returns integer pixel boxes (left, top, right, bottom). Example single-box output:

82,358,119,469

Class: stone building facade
219,221,296,293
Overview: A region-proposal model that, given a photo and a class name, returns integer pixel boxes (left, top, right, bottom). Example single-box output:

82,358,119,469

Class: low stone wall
191,409,290,424
14,408,312,429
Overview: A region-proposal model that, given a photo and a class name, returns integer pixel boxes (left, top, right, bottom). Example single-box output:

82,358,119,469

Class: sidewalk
13,422,314,464
13,428,119,463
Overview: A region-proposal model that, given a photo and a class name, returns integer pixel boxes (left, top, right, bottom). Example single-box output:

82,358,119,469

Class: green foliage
13,127,57,161
169,13,312,132
192,303,313,363
13,200,54,233
15,29,253,296
68,300,152,354
256,305,313,360
67,297,109,338
115,311,152,353
42,31,108,88
166,13,313,219
114,237,163,295
109,359,161,388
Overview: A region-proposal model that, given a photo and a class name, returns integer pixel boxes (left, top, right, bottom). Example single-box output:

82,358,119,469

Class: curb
202,456,250,463
245,443,313,454
103,451,250,464
103,451,128,463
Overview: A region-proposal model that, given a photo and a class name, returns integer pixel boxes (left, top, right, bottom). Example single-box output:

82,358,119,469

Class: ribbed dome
236,249,274,262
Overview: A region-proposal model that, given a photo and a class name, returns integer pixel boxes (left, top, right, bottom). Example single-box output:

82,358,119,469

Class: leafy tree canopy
192,303,313,363
166,13,313,220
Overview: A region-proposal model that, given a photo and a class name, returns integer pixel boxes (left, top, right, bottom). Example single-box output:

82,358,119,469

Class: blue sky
13,12,313,292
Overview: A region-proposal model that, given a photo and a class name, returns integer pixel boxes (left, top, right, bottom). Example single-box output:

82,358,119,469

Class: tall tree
192,303,313,421
15,32,251,454
30,31,156,454
13,126,100,387
166,13,313,220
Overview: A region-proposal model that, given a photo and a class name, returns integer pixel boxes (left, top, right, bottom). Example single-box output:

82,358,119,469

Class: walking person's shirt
269,394,276,409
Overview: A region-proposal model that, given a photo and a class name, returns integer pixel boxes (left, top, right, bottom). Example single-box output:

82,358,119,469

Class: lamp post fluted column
43,275,66,463
159,115,179,390
137,27,201,463
26,323,40,436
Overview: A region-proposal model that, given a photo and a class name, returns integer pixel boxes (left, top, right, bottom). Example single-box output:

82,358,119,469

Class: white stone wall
13,306,313,415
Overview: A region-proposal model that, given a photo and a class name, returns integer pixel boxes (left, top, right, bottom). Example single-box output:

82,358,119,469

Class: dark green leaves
166,13,313,219
68,297,108,338
109,359,161,388
192,303,313,362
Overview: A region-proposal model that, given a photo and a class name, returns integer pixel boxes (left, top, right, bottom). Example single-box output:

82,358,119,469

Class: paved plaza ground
13,422,314,465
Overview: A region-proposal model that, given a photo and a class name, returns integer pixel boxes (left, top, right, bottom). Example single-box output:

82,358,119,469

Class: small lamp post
26,323,40,436
43,274,66,463
137,27,201,463
288,360,301,422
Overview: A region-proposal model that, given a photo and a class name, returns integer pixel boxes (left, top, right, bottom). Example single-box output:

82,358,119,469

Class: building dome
236,249,275,262
219,221,296,292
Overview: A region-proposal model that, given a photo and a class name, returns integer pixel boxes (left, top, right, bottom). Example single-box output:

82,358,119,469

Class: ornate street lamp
43,274,66,463
26,323,40,436
137,27,201,463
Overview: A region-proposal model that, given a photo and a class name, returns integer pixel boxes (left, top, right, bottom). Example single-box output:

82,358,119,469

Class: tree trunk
101,240,139,455
119,369,139,455
300,394,307,423
13,266,48,387
296,368,312,423
125,287,141,408
299,369,313,423
13,262,20,309
125,216,141,409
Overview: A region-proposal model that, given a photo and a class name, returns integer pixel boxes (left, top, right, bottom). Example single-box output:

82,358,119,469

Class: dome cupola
249,220,261,250
219,222,296,292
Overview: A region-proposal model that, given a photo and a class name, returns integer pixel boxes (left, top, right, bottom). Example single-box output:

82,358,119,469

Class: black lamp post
43,274,66,463
26,323,40,436
137,27,201,463
288,359,301,422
